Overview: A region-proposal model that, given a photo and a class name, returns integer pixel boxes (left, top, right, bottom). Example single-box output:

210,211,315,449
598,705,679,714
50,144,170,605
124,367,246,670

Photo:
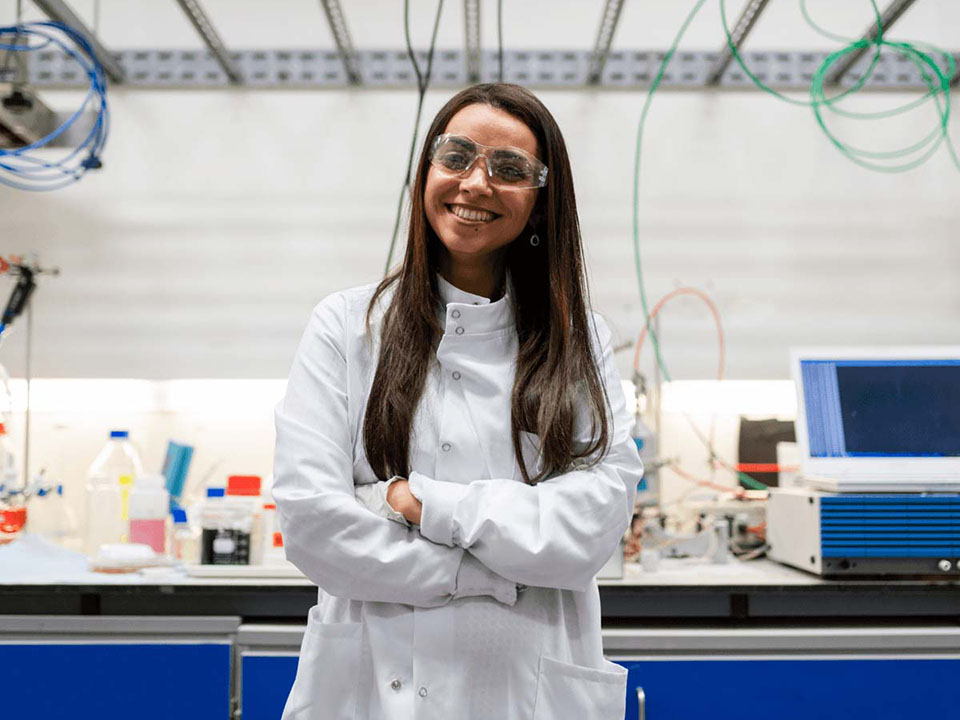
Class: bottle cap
110,430,129,439
226,475,261,496
206,487,225,498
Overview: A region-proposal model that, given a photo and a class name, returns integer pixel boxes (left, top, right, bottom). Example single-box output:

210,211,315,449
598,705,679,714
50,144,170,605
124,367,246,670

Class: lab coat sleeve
273,292,516,608
407,313,642,593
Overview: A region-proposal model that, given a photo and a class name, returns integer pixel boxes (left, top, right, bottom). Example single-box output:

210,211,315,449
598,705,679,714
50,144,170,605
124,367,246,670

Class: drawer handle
637,686,646,720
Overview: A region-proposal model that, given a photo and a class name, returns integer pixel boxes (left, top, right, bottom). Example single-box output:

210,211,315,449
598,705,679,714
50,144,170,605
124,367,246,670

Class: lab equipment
83,472,124,556
200,487,252,565
791,347,960,492
128,474,169,554
767,486,960,577
0,422,17,499
86,430,144,544
161,440,194,508
25,482,77,547
171,507,200,563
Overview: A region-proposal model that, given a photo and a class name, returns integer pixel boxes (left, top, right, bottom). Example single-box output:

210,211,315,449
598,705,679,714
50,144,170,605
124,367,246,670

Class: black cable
497,0,503,82
384,0,445,275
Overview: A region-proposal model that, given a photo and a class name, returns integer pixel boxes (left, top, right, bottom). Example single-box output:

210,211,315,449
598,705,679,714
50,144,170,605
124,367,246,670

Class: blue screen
801,360,960,458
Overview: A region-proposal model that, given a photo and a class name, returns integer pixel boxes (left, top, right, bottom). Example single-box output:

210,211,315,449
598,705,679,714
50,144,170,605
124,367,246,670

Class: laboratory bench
2,538,959,719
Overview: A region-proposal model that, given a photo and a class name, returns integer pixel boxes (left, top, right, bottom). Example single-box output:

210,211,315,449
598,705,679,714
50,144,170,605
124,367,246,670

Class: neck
438,253,505,300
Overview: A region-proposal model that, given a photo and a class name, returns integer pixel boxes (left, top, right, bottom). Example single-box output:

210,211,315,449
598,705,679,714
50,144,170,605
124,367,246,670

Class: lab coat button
391,679,402,690
418,687,428,698
452,371,461,380
455,326,465,335
451,309,461,319
441,443,451,452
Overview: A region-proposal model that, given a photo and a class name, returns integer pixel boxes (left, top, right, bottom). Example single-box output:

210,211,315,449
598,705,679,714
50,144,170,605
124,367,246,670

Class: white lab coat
273,272,642,720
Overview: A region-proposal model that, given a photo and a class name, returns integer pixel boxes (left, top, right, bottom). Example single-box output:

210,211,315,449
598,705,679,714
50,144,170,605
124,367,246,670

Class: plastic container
226,475,261,565
128,474,169,553
0,422,19,496
83,472,124,556
171,507,200,563
200,487,237,565
86,430,144,547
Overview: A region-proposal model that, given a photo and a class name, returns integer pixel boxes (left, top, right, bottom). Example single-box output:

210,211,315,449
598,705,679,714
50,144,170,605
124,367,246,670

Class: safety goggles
429,134,548,190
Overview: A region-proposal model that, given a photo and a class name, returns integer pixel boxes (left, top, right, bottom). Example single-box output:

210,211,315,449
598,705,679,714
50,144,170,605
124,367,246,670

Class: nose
458,156,493,194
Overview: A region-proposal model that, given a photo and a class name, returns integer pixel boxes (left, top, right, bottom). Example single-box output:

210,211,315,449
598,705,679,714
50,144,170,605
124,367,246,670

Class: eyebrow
491,148,527,162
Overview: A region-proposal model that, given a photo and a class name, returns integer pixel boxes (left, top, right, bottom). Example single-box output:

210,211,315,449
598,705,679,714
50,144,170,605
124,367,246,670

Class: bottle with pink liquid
128,474,169,554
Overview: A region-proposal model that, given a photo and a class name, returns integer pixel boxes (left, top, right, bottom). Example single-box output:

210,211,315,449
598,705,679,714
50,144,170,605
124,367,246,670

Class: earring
529,233,540,247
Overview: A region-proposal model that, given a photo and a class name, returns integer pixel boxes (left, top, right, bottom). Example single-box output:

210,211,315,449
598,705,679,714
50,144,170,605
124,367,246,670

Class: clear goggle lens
429,134,548,189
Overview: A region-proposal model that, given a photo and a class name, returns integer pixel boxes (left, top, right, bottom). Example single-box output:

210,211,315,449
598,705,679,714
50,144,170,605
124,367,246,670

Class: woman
273,83,643,720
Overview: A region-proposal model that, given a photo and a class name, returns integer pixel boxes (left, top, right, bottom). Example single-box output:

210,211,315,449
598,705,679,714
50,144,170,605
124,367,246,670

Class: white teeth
450,205,496,222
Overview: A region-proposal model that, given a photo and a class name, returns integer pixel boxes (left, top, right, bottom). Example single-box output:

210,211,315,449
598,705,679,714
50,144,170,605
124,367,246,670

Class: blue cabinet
241,654,299,720
1,642,231,720
618,658,960,720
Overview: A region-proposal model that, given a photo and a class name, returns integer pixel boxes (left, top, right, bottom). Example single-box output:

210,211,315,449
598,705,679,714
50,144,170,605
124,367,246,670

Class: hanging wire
0,21,110,191
383,0,446,275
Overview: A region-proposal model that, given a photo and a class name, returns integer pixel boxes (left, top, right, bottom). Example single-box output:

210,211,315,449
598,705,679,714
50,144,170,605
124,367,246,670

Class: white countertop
0,533,832,588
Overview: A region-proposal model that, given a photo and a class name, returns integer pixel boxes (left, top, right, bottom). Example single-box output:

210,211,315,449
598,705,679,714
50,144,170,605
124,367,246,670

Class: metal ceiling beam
707,0,772,85
587,0,626,85
824,0,918,84
31,0,125,83
464,0,481,83
318,0,361,85
173,0,242,84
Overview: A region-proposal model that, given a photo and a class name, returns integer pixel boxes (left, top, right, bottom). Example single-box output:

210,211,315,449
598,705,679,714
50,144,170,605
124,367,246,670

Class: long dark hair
363,83,609,485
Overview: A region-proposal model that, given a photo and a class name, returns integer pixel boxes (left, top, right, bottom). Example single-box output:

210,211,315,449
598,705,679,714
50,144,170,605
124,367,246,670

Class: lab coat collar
435,269,515,335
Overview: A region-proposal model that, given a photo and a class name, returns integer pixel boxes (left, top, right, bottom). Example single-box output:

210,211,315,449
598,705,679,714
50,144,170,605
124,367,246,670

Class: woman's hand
387,478,423,526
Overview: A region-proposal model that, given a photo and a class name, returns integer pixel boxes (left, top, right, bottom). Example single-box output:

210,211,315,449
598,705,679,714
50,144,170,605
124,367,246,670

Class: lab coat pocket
284,616,363,720
531,655,628,720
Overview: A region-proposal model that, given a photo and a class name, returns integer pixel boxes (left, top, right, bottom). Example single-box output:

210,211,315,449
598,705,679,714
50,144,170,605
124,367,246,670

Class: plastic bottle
171,507,199,563
83,473,124,555
0,422,18,496
85,430,143,554
226,475,260,565
200,487,226,564
128,474,169,554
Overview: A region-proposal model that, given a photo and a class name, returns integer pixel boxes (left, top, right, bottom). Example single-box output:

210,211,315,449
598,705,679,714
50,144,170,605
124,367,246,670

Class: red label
272,531,284,548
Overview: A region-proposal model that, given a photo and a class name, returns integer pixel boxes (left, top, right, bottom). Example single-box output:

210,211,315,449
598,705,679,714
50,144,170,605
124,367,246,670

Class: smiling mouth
447,204,500,223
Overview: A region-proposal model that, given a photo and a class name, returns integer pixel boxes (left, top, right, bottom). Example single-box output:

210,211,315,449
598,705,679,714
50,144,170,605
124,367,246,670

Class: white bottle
85,430,144,553
128,474,169,554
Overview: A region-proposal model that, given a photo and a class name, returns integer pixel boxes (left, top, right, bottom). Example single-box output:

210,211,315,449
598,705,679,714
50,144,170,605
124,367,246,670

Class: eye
440,152,470,170
495,162,530,183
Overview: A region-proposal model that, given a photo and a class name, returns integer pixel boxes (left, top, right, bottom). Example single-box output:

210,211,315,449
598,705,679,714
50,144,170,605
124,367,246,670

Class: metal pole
587,0,626,85
464,0,481,83
824,0,918,84
31,0,126,83
318,0,361,84
707,0,772,85
173,0,243,84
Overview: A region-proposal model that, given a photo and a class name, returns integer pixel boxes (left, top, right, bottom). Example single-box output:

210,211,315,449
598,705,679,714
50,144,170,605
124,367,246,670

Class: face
424,103,540,272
